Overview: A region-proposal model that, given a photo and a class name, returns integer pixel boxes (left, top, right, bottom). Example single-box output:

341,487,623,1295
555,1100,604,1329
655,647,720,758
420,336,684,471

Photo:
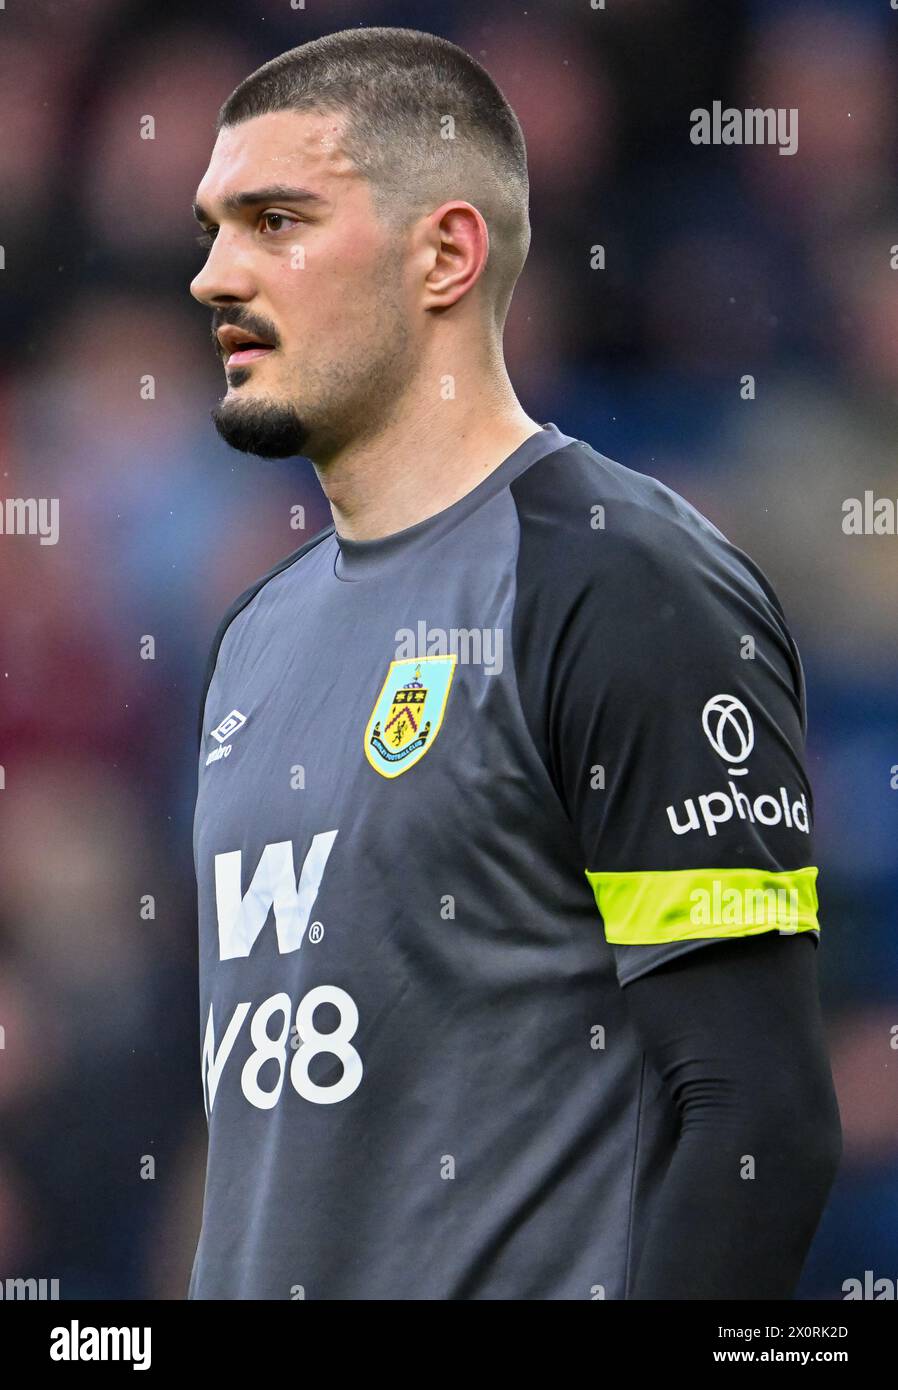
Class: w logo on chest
214,833,338,960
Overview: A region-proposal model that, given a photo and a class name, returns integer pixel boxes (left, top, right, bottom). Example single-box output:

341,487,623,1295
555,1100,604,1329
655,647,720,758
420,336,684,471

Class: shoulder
510,438,792,649
508,439,807,744
513,439,751,587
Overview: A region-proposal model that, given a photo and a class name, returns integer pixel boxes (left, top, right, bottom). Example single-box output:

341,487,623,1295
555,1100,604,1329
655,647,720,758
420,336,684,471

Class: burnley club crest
364,655,456,779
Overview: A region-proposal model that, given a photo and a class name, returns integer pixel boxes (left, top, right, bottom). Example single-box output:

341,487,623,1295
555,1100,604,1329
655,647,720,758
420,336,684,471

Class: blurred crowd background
1,0,895,1299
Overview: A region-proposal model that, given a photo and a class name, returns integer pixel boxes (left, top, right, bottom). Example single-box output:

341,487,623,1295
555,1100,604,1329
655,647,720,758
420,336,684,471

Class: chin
211,397,310,460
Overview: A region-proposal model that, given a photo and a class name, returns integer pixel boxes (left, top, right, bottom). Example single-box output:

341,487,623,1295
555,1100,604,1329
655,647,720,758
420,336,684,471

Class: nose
190,230,256,307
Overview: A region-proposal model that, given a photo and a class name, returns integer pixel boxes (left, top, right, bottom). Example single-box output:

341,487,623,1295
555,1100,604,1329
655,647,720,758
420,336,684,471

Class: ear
420,201,490,310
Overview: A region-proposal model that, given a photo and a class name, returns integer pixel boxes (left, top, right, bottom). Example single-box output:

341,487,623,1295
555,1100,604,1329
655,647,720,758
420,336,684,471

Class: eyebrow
192,185,327,224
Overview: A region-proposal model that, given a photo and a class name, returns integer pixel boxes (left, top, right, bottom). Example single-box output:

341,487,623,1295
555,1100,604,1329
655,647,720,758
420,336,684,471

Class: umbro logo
211,709,247,743
206,709,247,766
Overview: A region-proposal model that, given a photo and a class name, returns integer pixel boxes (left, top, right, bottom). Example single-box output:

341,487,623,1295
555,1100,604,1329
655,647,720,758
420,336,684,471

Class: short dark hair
217,27,531,325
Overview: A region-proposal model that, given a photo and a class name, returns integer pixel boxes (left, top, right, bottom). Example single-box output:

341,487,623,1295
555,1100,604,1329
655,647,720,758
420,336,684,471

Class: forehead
195,109,359,207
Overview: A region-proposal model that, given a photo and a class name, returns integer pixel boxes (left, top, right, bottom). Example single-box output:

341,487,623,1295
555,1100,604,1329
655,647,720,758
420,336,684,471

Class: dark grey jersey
188,422,820,1300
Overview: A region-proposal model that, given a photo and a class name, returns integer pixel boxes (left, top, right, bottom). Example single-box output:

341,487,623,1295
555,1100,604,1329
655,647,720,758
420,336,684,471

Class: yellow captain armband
585,865,820,945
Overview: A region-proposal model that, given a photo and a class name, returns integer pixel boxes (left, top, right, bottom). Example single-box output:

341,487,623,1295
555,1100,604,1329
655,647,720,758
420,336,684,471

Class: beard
210,282,412,462
211,389,310,459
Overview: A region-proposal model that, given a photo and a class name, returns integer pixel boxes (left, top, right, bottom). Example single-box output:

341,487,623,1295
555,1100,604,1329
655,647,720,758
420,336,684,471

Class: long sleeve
621,932,842,1299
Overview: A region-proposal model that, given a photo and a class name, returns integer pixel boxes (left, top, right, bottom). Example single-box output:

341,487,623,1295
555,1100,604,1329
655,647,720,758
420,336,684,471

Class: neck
310,349,541,542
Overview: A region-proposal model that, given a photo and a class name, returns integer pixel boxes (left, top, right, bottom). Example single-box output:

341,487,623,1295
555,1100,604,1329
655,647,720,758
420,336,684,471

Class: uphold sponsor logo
667,694,810,837
669,779,810,838
701,693,754,771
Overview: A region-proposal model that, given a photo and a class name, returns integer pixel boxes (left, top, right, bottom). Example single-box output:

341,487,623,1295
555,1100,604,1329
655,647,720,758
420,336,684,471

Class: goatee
211,393,309,459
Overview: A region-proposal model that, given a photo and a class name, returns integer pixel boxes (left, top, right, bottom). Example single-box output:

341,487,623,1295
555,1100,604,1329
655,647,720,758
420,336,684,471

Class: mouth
216,324,277,367
225,344,275,367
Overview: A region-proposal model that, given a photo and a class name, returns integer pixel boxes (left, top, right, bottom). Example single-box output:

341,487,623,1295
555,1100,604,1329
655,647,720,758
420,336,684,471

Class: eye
196,228,217,250
259,211,297,235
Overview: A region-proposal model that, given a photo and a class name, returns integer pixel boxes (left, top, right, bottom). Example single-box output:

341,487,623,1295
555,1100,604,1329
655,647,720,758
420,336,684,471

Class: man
187,27,841,1300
